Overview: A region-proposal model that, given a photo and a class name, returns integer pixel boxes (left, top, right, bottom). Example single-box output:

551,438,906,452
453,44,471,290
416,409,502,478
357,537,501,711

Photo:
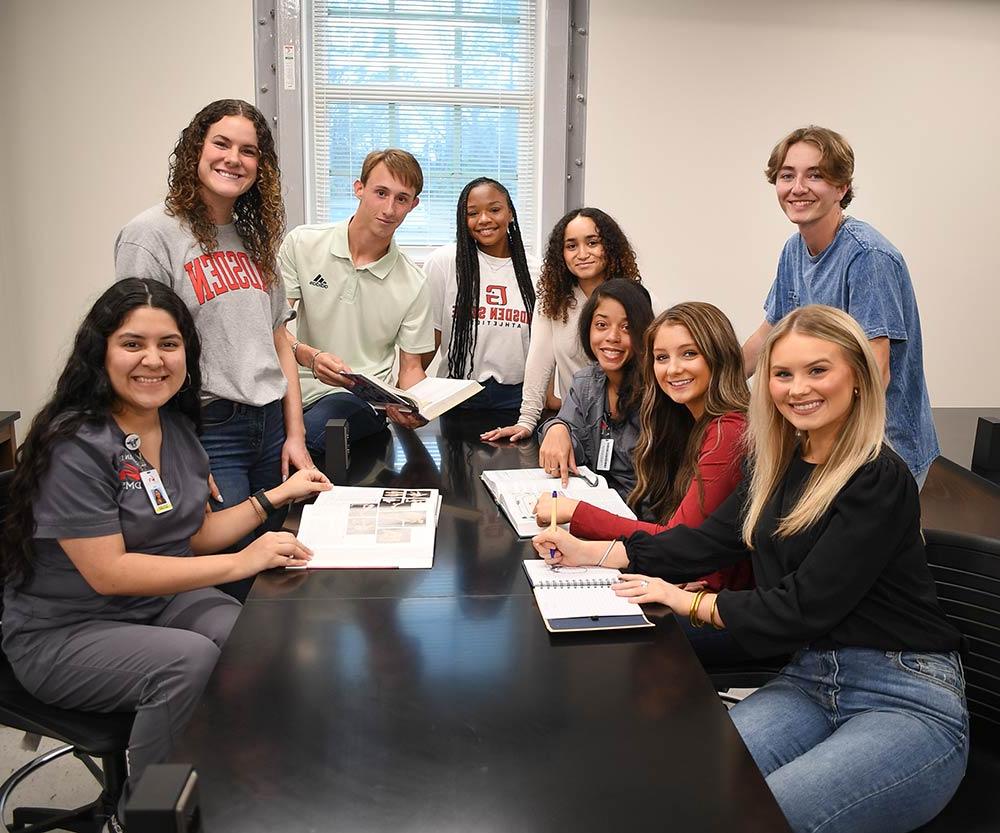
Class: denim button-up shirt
538,364,641,501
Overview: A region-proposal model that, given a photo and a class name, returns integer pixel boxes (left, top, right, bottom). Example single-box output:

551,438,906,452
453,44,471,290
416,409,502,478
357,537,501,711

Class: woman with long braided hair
425,177,539,410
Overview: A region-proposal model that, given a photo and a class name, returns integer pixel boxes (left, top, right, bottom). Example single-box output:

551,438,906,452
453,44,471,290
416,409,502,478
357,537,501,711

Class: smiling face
768,330,857,459
652,323,711,420
105,307,187,418
775,141,848,233
465,183,513,257
563,215,607,285
196,115,260,221
352,162,420,242
589,297,633,379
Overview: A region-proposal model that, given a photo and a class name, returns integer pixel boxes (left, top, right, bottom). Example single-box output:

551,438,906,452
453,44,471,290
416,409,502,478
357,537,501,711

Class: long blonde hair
741,305,886,547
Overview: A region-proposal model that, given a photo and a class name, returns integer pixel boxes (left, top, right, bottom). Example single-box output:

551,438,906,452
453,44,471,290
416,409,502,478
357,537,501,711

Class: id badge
596,437,614,471
140,469,174,514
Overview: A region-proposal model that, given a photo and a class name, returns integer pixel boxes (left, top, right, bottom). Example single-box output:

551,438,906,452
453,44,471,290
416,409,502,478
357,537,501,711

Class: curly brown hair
537,207,642,323
165,99,284,286
765,125,855,209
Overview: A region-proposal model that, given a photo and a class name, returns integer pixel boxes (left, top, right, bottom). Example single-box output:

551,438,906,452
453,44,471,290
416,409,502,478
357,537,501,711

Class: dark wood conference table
173,411,791,833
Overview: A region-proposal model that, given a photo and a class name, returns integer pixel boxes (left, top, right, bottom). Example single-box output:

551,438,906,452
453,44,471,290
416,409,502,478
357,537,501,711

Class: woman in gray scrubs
1,279,329,827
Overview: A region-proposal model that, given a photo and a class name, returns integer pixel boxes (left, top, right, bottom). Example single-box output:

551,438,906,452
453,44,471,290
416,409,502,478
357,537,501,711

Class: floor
0,731,103,827
0,408,996,829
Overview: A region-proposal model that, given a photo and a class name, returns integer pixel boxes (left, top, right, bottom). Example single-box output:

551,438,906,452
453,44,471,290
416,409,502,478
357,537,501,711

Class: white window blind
307,0,539,253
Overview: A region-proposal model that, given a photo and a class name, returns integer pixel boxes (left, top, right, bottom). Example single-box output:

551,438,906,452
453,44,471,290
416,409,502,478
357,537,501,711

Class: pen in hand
548,490,557,560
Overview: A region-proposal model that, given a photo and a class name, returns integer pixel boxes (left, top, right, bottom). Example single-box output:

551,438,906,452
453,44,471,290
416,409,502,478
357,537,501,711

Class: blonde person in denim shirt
742,125,939,488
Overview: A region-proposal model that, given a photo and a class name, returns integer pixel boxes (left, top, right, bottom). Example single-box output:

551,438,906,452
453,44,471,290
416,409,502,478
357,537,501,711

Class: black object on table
0,410,20,471
172,415,791,832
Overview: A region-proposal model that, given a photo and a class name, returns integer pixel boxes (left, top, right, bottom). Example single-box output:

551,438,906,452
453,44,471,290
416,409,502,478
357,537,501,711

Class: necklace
480,250,511,272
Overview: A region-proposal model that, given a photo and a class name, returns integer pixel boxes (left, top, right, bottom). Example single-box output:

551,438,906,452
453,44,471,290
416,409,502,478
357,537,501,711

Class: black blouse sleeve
717,454,919,657
625,480,751,581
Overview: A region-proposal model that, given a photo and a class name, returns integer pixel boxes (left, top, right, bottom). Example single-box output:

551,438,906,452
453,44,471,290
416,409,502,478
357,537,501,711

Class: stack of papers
294,486,441,568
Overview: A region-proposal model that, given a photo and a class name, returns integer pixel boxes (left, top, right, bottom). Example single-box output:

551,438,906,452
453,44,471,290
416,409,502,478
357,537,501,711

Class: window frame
253,0,586,259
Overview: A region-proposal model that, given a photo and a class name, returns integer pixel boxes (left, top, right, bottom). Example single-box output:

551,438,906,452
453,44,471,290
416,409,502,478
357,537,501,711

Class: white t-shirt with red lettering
425,243,539,384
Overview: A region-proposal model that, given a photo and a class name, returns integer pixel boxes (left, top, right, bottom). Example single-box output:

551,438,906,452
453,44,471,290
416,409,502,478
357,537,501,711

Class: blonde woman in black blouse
533,305,967,833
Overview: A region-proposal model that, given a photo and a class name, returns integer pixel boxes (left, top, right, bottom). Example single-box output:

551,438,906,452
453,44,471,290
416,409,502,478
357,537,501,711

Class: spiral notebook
522,560,653,633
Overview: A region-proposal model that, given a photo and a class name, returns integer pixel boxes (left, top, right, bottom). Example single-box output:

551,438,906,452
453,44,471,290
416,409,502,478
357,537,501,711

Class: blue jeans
303,391,387,454
201,399,286,599
458,378,523,411
730,647,968,833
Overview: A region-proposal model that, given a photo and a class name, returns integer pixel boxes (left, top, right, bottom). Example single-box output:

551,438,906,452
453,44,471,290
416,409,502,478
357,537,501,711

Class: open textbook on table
522,559,653,633
294,486,441,568
342,373,483,421
481,466,636,537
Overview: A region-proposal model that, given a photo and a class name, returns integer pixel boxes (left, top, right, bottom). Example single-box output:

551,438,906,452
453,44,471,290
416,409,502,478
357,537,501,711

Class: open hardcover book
342,373,483,421
522,560,653,633
293,486,441,568
481,467,636,537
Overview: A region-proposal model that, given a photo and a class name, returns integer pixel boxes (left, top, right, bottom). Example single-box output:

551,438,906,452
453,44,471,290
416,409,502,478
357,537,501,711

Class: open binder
522,560,653,633
481,467,635,537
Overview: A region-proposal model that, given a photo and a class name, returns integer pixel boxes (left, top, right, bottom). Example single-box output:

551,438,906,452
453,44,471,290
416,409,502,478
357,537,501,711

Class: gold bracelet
689,590,707,629
249,496,267,524
709,594,723,630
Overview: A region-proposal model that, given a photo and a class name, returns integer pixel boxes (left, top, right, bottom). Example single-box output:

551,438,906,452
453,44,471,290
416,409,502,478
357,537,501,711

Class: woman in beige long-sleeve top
481,207,657,442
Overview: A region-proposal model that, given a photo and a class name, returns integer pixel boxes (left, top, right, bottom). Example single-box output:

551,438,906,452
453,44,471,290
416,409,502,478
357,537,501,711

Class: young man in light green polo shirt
279,149,436,454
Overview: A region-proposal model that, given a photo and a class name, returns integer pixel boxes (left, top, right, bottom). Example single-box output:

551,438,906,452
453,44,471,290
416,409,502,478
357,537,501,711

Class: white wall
3,0,997,432
0,13,22,425
1,0,254,429
585,0,1000,406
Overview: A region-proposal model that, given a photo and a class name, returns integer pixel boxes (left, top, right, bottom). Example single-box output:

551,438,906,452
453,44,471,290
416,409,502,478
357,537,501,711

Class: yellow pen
548,489,557,559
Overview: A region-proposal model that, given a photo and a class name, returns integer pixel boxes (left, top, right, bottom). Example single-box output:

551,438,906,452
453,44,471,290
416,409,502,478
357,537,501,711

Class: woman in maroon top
534,301,752,592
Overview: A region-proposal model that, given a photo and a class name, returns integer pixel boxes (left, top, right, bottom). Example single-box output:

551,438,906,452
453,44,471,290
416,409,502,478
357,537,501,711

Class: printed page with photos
294,487,441,568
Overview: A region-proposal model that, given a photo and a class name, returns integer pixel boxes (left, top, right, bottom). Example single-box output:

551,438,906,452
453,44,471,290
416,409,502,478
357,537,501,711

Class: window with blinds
307,0,539,253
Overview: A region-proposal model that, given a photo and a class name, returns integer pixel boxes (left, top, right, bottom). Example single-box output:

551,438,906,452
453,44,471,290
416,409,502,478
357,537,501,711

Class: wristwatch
252,488,277,515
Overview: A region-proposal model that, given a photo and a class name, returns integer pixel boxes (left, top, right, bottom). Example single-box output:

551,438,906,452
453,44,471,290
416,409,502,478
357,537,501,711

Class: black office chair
914,527,1000,833
0,469,134,833
708,657,785,707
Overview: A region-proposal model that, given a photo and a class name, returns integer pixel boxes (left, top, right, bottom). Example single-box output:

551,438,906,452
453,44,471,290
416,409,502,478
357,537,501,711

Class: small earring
853,387,859,397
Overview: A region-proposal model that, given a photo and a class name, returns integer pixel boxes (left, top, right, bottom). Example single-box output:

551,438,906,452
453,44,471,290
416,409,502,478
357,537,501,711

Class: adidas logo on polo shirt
309,274,329,289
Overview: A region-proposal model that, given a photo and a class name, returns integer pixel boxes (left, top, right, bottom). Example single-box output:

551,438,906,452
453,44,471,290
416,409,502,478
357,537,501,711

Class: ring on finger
641,580,648,587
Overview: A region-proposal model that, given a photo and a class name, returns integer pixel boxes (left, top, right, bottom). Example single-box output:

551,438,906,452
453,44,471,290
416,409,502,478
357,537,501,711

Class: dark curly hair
1,279,203,585
577,279,654,418
165,99,284,286
537,207,642,324
447,178,535,380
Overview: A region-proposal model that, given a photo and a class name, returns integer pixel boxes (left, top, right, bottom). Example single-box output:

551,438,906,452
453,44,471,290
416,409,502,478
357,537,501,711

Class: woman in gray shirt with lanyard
1,279,329,828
